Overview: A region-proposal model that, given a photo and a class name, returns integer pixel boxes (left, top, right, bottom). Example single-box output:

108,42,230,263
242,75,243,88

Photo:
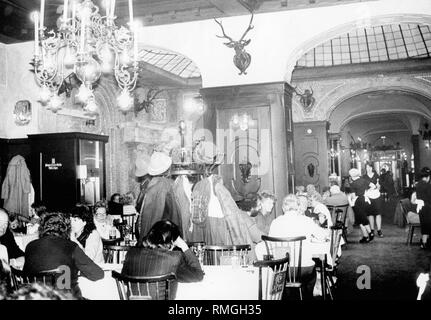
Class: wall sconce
231,113,254,131
76,165,88,180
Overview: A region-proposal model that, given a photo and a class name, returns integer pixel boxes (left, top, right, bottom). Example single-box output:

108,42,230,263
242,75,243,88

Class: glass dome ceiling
296,24,431,68
140,48,201,79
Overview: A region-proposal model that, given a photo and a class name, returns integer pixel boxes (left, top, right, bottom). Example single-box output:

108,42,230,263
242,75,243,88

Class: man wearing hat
136,152,182,244
348,168,373,243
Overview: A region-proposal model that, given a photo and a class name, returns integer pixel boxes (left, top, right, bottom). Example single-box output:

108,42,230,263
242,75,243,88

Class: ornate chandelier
32,0,140,115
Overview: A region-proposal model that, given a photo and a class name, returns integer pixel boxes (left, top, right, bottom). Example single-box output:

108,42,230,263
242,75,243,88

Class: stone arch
324,79,431,132
284,13,431,82
92,77,130,198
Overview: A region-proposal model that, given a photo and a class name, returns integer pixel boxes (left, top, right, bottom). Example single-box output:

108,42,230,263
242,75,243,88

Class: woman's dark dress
363,172,382,217
350,177,370,226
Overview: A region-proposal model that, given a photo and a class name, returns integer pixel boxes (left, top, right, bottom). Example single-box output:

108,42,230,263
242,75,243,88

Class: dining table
79,264,269,300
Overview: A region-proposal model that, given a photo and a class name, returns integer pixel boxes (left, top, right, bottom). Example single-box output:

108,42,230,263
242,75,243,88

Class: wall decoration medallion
13,100,32,126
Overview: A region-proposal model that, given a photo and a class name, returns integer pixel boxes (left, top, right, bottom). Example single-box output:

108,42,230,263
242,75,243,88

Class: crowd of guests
3,151,427,300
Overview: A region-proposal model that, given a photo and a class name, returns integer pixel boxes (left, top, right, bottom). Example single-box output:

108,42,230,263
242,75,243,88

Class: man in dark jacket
0,209,24,261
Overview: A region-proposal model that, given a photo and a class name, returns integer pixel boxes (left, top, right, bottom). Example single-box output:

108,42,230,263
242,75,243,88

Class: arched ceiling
344,113,410,140
329,90,431,133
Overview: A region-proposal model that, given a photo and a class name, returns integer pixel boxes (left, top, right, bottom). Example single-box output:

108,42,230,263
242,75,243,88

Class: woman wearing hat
348,168,373,243
136,152,182,245
415,167,431,249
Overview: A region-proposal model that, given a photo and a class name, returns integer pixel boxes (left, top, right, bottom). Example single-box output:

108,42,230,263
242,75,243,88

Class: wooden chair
203,244,251,266
123,214,137,239
261,235,306,300
400,198,421,245
112,271,176,300
103,245,131,264
10,267,65,291
314,225,343,300
327,204,349,244
253,256,290,300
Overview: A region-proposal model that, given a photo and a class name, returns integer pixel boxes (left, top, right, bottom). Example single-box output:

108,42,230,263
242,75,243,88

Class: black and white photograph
0,0,431,309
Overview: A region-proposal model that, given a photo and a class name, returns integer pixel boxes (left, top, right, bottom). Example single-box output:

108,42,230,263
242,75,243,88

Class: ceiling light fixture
32,0,140,115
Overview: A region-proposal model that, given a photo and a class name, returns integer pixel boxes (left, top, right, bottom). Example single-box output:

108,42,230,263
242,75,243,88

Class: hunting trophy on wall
134,88,164,116
214,13,254,75
293,86,315,112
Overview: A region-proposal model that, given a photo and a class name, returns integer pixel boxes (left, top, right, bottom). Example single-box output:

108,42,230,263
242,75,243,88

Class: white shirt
207,175,224,218
313,202,333,228
94,220,121,240
0,244,8,262
256,212,328,267
72,229,105,265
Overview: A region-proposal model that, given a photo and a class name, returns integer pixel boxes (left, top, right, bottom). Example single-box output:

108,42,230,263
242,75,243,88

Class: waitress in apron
363,162,383,238
348,168,374,243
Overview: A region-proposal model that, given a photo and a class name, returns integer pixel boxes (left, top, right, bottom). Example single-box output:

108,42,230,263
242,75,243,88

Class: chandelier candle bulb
34,12,39,56
71,0,76,31
133,26,138,61
40,0,45,30
111,0,116,19
63,0,69,24
80,15,86,52
129,0,133,26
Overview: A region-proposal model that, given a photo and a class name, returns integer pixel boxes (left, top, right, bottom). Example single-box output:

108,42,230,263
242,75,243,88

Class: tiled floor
335,198,431,300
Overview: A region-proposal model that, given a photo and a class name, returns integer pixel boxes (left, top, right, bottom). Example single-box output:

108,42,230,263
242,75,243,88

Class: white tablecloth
79,264,264,300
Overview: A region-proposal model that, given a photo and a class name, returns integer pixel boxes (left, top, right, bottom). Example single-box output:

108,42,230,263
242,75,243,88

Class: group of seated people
0,182,351,300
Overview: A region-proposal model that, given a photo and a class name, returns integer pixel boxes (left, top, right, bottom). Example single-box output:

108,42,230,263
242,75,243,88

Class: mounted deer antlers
214,13,254,75
293,85,315,110
134,88,164,116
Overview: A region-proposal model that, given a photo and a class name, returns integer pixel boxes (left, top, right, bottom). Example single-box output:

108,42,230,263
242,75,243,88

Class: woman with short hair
249,191,277,234
70,205,104,264
23,212,104,298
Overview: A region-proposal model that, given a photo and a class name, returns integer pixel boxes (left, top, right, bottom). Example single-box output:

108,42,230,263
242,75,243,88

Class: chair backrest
399,198,411,223
253,256,290,300
203,244,251,266
103,245,131,264
10,267,65,291
329,226,343,267
112,271,177,300
123,215,136,233
261,235,305,284
326,204,349,226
